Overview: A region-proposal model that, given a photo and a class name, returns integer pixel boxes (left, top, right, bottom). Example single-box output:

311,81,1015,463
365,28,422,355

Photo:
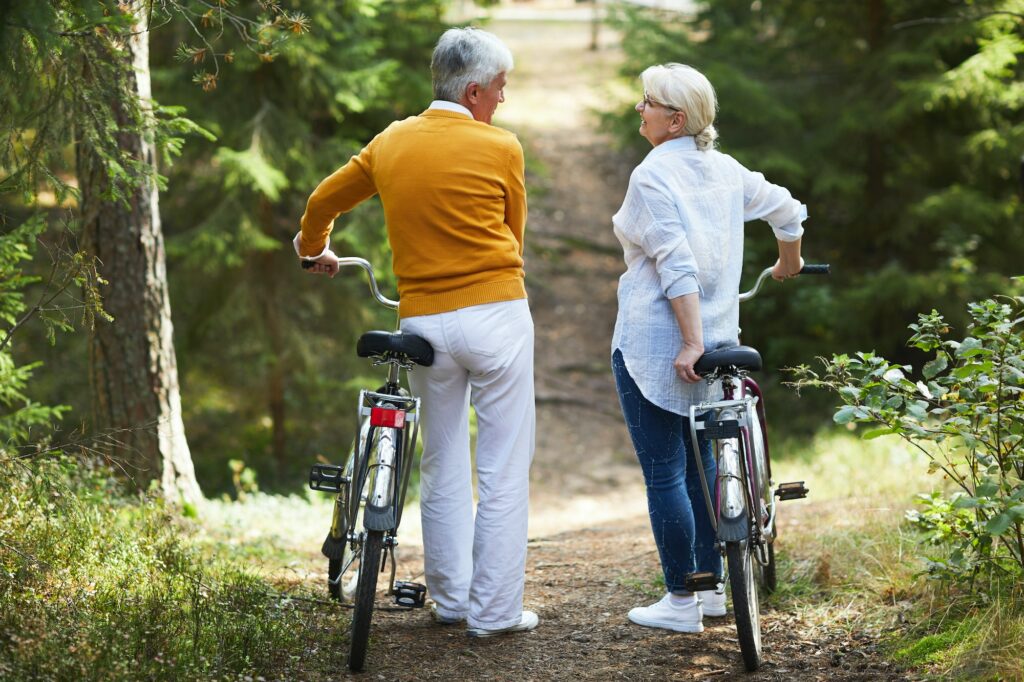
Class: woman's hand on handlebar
771,256,804,281
301,250,340,278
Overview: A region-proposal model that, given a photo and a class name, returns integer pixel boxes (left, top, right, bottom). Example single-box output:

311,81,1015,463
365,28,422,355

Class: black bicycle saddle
356,331,434,367
694,345,762,376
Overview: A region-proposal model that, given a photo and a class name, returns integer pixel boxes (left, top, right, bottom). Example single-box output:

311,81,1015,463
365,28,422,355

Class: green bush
792,294,1024,584
0,454,332,681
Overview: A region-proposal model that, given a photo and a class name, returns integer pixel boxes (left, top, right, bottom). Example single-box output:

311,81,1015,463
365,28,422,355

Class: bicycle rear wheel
348,530,383,672
727,540,762,671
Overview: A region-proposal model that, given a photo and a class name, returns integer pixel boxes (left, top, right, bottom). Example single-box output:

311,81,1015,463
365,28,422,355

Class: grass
4,432,1022,680
618,431,1023,680
771,431,1024,681
0,454,345,681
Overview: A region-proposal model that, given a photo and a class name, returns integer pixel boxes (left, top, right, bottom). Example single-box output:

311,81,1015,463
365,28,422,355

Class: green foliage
0,454,330,681
792,293,1024,582
605,0,1023,432
0,216,106,447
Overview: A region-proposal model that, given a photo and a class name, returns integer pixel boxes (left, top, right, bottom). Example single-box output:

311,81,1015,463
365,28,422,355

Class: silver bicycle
304,257,433,672
684,263,829,671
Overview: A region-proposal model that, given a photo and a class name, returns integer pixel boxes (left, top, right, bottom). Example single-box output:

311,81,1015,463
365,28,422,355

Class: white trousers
400,299,535,629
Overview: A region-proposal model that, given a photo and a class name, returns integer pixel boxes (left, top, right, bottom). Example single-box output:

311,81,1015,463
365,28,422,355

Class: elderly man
294,28,536,637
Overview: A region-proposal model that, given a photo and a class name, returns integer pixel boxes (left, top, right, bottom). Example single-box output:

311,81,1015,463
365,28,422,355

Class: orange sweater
298,109,528,318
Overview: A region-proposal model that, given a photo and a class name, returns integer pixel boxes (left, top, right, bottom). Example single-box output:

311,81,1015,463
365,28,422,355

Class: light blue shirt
611,136,806,416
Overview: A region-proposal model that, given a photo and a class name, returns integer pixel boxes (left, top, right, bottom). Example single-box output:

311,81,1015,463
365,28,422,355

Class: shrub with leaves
791,294,1024,583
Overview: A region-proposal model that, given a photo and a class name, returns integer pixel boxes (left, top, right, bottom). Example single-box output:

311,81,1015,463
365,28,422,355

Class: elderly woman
612,63,806,633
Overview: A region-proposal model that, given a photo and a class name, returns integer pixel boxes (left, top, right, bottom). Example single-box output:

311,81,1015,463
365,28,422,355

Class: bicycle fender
717,514,749,543
363,504,396,532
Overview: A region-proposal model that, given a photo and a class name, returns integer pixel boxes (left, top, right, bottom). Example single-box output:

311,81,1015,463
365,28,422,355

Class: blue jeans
612,349,722,592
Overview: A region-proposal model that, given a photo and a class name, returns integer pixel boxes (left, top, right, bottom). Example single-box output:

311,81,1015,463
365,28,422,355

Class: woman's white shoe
698,584,727,617
627,593,704,633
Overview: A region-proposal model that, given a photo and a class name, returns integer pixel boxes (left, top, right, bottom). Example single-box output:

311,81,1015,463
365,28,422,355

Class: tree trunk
76,3,202,505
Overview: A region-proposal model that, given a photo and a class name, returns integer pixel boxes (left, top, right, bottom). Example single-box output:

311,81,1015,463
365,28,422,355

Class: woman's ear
671,110,688,134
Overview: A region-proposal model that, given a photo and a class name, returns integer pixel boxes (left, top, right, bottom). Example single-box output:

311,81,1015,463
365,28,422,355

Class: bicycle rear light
370,406,406,428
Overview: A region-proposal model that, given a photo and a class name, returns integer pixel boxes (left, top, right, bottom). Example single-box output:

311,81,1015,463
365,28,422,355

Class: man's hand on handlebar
301,250,341,278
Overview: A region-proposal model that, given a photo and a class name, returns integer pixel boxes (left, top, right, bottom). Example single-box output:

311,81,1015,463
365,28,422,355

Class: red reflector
370,407,406,428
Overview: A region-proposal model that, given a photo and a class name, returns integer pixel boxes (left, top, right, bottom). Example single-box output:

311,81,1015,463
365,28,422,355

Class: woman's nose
635,101,644,112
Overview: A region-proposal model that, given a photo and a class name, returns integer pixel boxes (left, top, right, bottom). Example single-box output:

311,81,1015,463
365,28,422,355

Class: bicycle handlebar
738,263,830,303
301,257,398,310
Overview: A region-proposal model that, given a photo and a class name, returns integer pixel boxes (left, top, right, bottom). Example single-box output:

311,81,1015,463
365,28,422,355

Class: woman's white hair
431,28,513,103
641,63,719,151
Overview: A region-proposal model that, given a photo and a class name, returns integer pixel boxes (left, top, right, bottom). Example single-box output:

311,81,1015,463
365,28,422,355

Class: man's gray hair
431,28,513,102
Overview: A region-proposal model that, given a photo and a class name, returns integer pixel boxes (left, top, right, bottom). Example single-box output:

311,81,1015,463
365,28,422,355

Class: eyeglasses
641,92,679,112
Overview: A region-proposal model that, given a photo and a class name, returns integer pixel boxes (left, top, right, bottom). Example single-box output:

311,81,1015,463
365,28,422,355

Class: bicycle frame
689,374,775,565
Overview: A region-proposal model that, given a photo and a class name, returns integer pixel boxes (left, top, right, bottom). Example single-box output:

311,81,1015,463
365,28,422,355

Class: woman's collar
647,135,698,158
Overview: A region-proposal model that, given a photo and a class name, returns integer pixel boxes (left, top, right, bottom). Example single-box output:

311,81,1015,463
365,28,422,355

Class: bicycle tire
761,541,777,594
727,540,762,672
348,529,383,672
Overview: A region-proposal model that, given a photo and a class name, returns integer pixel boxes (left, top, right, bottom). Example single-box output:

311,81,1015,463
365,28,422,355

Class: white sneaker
466,610,539,638
430,603,465,625
698,584,727,617
627,593,704,633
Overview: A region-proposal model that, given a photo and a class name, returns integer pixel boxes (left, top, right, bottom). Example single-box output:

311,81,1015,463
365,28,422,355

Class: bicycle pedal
684,572,720,592
309,464,348,493
775,481,809,501
393,581,426,608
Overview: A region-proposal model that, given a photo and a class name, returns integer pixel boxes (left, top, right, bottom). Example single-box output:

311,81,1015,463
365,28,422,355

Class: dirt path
300,9,910,680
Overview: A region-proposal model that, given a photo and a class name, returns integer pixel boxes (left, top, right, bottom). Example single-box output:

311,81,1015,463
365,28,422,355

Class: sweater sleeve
504,137,527,256
297,139,380,257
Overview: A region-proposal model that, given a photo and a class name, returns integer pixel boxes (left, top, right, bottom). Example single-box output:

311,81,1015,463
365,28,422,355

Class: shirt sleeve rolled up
736,161,807,242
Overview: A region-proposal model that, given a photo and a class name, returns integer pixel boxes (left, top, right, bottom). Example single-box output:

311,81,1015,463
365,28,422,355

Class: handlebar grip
301,260,315,270
799,264,830,275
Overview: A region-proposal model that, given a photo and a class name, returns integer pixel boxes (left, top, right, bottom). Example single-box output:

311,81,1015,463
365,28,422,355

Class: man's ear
465,82,480,104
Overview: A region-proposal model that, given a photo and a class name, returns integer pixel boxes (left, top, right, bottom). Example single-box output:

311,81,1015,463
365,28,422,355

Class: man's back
364,110,526,315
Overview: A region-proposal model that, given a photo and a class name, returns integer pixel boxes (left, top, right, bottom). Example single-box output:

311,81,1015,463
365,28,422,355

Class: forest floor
265,10,914,681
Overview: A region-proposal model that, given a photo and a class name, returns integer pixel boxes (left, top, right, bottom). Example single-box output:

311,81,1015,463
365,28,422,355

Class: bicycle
303,257,434,672
683,263,829,672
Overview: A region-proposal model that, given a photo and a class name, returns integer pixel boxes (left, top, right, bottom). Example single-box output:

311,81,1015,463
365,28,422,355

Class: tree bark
76,3,202,505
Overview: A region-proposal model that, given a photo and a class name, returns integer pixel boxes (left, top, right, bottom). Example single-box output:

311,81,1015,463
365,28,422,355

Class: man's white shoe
466,610,539,638
698,584,727,617
627,593,704,633
430,603,465,625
